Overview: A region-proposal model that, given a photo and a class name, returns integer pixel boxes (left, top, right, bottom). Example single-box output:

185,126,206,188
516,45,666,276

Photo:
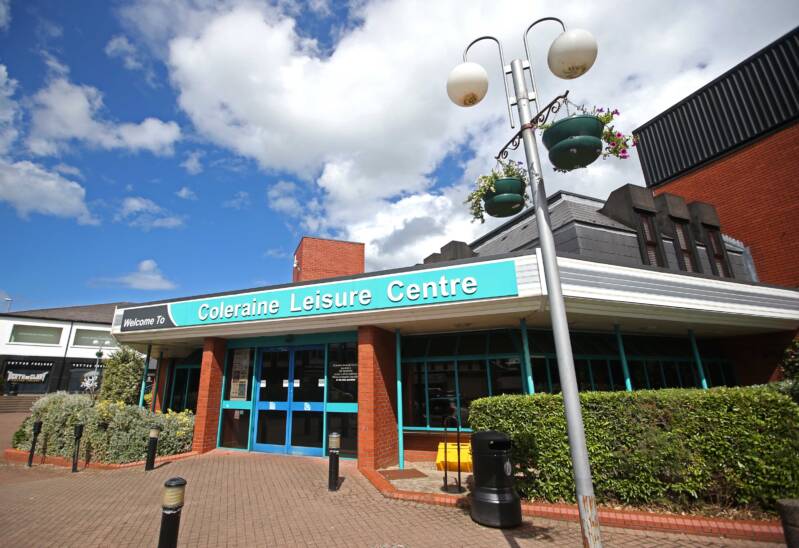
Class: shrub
99,346,145,405
12,392,194,463
468,387,799,511
779,338,799,403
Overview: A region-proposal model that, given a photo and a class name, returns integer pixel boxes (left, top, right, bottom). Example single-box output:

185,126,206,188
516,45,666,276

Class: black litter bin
470,430,521,528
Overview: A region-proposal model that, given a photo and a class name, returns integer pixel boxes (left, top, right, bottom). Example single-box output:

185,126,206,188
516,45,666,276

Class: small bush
98,346,144,405
468,387,799,511
12,392,194,463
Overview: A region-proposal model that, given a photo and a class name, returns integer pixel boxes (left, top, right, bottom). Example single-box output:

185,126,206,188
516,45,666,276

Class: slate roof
0,302,133,325
470,192,633,256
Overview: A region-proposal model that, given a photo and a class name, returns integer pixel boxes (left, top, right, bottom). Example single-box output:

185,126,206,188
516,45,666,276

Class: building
633,27,799,287
0,303,126,396
111,184,799,471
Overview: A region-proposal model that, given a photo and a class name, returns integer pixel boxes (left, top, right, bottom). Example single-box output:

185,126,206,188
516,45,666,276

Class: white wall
0,317,118,360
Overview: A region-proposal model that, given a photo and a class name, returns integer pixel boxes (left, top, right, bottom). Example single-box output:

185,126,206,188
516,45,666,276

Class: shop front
111,250,799,471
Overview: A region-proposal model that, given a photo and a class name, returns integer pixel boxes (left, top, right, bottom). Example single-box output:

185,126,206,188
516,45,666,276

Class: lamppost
447,19,602,546
82,339,111,400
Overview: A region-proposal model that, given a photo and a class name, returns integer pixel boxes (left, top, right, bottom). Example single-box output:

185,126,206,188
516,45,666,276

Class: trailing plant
469,387,799,511
540,104,635,162
465,159,529,223
12,392,194,464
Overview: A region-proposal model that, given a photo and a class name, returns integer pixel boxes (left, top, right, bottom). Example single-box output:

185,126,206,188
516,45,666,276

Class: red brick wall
710,331,795,386
192,337,226,454
653,123,799,287
404,431,472,462
293,237,365,282
357,326,398,471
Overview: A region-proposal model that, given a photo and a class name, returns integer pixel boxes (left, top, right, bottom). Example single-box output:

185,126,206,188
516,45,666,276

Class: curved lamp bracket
463,35,515,128
522,17,566,106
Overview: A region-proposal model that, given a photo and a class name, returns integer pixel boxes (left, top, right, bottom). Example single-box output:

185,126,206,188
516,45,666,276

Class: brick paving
0,448,783,547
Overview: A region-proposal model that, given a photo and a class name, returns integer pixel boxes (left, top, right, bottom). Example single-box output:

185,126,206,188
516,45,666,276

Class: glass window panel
488,330,518,354
591,360,611,391
259,351,289,401
457,360,488,428
427,361,456,427
647,361,665,389
291,411,323,448
72,329,116,347
575,359,591,391
527,331,555,354
629,360,649,389
457,332,487,355
608,360,625,391
326,412,358,458
662,361,681,388
401,336,428,358
328,342,358,403
10,324,62,345
427,335,459,357
402,363,427,427
257,410,286,445
185,368,201,413
490,358,523,395
171,368,189,411
624,335,692,359
548,358,562,394
220,409,250,449
571,333,617,355
293,348,325,402
225,349,253,401
531,358,549,393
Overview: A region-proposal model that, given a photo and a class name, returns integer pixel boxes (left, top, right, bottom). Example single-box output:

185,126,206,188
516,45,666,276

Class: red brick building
634,28,799,288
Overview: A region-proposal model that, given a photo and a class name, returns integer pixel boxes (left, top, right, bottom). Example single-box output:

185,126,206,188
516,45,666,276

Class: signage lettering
7,371,49,383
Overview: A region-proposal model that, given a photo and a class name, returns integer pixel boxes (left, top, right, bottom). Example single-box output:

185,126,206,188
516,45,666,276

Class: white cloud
52,163,83,178
121,0,799,269
175,186,197,199
181,149,203,174
26,76,180,156
0,158,98,224
115,196,184,229
263,248,289,259
0,64,19,154
105,35,158,86
109,259,176,290
223,190,250,209
0,0,10,31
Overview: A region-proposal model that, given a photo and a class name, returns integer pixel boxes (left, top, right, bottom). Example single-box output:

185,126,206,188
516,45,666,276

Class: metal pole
395,329,404,469
509,58,601,546
614,324,633,391
72,424,84,473
689,330,709,389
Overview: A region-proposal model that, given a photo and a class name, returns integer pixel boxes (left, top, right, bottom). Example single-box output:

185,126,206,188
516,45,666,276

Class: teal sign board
119,260,518,331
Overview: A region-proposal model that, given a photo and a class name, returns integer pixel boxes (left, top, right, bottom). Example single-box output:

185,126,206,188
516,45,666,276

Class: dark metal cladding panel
634,28,799,187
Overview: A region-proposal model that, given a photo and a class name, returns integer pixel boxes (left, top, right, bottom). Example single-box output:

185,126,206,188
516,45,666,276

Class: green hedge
468,387,799,510
12,393,194,464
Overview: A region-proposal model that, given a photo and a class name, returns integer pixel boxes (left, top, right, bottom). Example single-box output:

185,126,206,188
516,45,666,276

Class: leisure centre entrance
253,346,325,456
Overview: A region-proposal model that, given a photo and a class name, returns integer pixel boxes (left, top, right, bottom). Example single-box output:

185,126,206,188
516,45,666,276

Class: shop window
608,360,625,391
457,332,487,355
457,360,488,427
401,336,429,358
402,363,427,427
639,212,663,267
293,349,324,402
5,366,52,394
291,411,323,448
628,360,649,389
328,342,357,403
225,348,253,401
327,412,358,458
674,222,696,273
72,329,116,347
428,335,459,357
257,410,286,445
661,361,682,388
575,359,592,391
490,358,523,395
706,228,730,277
531,358,550,393
9,324,62,345
590,360,611,391
220,409,250,449
488,330,519,354
706,360,735,387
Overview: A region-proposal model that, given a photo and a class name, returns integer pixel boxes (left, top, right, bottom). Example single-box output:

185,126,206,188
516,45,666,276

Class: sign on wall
229,349,250,400
117,259,518,332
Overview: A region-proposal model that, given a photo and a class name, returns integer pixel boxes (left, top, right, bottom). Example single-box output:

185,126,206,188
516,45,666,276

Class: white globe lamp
547,28,598,79
446,62,489,107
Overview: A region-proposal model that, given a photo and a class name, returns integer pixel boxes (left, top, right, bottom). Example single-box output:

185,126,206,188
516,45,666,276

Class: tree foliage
98,346,144,405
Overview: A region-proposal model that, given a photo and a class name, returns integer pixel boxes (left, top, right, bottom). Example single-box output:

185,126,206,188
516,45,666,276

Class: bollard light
150,425,162,440
162,477,187,510
328,432,341,491
74,423,84,439
146,425,162,471
328,432,341,451
28,420,43,468
72,423,84,473
158,477,187,548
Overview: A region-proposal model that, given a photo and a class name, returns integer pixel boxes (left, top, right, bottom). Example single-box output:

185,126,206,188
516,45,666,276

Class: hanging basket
542,115,604,171
483,177,525,218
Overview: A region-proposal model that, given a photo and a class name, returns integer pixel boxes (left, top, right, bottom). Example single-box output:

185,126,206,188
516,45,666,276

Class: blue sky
1,0,796,311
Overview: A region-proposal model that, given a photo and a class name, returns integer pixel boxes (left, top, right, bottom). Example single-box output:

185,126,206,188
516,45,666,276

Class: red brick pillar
153,359,171,412
357,326,398,471
192,337,226,453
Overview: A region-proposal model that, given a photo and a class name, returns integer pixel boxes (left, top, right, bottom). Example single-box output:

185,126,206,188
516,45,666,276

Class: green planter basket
542,115,604,171
483,177,525,218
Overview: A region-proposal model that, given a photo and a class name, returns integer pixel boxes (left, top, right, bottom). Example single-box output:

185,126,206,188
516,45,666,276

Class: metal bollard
328,432,340,491
145,425,162,471
72,424,84,473
27,420,42,467
158,477,187,548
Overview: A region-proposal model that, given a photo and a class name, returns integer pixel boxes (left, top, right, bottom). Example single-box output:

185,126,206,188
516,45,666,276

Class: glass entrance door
253,347,325,456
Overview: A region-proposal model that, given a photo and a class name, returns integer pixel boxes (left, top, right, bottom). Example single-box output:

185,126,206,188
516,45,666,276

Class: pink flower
612,109,620,115
616,132,623,138
597,108,604,113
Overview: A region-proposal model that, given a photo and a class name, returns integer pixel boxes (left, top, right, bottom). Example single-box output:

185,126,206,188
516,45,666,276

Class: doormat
378,468,428,480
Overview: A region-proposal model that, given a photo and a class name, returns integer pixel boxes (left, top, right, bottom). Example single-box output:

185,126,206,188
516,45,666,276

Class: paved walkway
0,448,782,547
